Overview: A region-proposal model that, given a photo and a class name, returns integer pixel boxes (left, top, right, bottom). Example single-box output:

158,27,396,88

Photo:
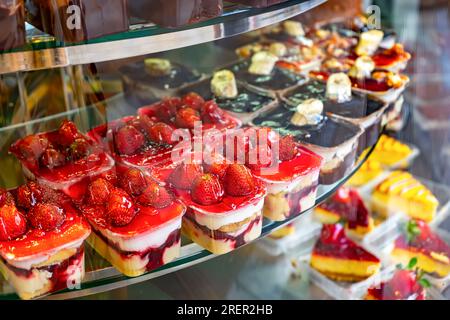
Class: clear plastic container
0,0,26,50
25,0,129,42
127,0,223,28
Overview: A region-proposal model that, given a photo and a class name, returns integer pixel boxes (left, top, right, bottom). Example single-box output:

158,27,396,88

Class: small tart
346,159,383,187
362,134,413,167
371,171,439,222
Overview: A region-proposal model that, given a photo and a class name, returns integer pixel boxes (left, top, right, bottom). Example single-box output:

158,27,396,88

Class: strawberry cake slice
159,154,267,255
9,120,114,201
79,166,185,277
240,127,322,221
0,183,90,300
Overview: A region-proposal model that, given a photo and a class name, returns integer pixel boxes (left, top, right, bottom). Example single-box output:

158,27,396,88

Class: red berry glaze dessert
79,166,186,277
137,93,242,131
310,223,380,282
162,153,267,255
0,184,90,300
9,120,114,201
314,187,374,238
365,268,427,300
391,220,450,278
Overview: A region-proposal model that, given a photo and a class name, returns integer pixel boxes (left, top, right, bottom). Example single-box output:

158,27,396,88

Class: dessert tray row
0,20,411,299
258,135,450,299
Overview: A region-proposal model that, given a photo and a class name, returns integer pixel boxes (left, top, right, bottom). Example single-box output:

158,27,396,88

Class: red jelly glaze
394,220,450,262
251,145,322,182
10,130,113,185
367,269,426,300
0,201,90,261
184,210,262,248
318,187,371,228
313,224,380,262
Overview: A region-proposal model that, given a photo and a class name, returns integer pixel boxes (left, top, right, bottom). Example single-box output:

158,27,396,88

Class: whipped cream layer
97,217,182,252
192,198,265,231
261,169,320,194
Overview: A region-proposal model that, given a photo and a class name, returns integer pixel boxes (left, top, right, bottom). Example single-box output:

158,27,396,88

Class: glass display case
0,0,448,300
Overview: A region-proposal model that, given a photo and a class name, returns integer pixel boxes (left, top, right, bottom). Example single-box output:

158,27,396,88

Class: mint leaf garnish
408,257,418,270
418,278,431,288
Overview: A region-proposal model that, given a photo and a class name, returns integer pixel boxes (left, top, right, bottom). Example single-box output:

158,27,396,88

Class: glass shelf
0,126,379,300
0,0,326,75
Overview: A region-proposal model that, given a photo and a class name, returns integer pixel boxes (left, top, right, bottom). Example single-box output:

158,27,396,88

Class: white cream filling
97,217,182,252
261,170,319,194
192,198,264,231
4,237,87,271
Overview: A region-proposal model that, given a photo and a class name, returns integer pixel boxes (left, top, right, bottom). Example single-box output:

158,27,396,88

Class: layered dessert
251,99,362,184
25,0,129,42
365,43,411,73
310,223,381,281
9,120,115,202
178,70,277,124
314,187,374,238
137,92,242,131
164,156,267,254
80,166,186,276
282,75,388,153
0,0,26,51
223,54,307,93
345,159,383,187
391,220,450,278
0,183,90,299
310,56,410,104
239,127,322,221
371,171,439,222
128,0,223,28
120,58,203,105
365,268,428,300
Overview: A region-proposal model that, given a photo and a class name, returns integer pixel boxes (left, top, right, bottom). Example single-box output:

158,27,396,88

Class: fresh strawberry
106,188,136,227
278,135,298,161
224,164,255,197
58,120,80,146
168,163,203,190
204,161,229,180
100,169,118,185
39,185,67,207
175,107,201,129
0,188,14,207
119,168,148,196
181,92,205,110
28,203,65,232
137,181,173,208
114,125,145,155
16,135,49,161
40,148,66,169
201,100,227,124
147,122,174,145
16,182,43,209
0,205,27,241
191,174,224,205
87,178,113,205
156,97,181,121
128,115,154,135
69,137,91,160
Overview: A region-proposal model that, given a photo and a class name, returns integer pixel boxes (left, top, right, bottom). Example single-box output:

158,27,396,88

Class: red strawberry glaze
0,202,90,261
310,70,392,92
394,220,450,262
174,180,266,215
137,99,242,131
367,269,426,300
318,188,371,228
313,224,380,262
251,145,322,182
84,200,185,238
10,131,114,185
347,45,410,70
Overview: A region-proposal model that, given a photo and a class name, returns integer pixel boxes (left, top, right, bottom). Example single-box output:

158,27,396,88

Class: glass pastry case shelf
0,133,378,300
0,0,325,76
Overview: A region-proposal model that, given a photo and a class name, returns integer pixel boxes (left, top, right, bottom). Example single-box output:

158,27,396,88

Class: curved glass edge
0,135,379,300
0,0,326,75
